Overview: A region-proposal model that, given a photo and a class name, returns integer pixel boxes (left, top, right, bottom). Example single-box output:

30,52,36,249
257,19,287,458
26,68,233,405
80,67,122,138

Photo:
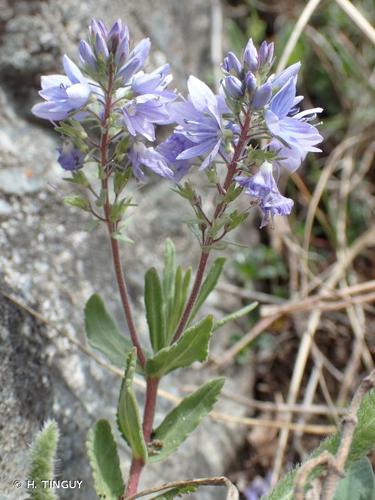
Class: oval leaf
84,294,133,368
145,316,213,377
86,419,124,500
149,377,225,462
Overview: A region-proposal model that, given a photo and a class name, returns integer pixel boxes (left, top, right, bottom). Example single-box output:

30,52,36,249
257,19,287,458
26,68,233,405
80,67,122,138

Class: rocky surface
0,2,256,499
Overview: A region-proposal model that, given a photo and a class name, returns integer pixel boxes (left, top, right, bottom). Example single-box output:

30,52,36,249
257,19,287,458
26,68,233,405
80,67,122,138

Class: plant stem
124,377,159,498
124,458,144,498
172,251,210,342
99,65,146,368
143,377,160,442
108,235,146,368
172,108,252,342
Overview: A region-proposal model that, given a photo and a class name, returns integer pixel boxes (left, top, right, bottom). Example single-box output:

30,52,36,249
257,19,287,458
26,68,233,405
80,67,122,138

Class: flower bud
222,51,242,76
243,38,258,72
223,75,243,99
79,40,97,69
258,41,270,67
95,32,109,60
252,82,272,109
245,71,257,92
266,42,274,65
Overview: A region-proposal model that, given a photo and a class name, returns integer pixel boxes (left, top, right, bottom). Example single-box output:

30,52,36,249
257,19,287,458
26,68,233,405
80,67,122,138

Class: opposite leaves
149,378,225,462
145,315,213,377
117,350,148,461
86,419,124,500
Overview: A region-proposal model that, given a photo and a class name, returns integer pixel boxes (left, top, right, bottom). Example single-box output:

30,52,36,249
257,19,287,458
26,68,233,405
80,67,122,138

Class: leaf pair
145,239,192,352
115,349,224,464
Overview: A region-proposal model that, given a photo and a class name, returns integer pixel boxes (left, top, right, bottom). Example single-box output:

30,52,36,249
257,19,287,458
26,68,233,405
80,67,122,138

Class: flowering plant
31,18,328,499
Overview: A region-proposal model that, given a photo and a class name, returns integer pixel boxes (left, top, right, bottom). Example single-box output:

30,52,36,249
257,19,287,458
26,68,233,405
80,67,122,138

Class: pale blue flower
156,133,196,181
128,142,173,181
236,161,293,227
57,142,85,171
122,95,171,141
265,77,323,172
130,64,176,101
168,76,227,170
32,55,91,121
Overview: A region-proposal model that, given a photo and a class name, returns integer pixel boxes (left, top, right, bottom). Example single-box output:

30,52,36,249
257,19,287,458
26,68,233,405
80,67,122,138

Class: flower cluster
32,19,323,228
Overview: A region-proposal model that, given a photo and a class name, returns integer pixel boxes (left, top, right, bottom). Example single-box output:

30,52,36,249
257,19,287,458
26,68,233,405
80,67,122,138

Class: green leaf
213,302,258,332
266,388,375,500
145,315,213,377
162,239,176,324
149,377,224,462
111,232,135,244
86,419,124,500
84,294,134,369
189,257,226,322
63,195,90,211
145,267,166,352
151,486,198,499
117,350,148,461
27,420,59,500
333,457,375,500
167,266,192,341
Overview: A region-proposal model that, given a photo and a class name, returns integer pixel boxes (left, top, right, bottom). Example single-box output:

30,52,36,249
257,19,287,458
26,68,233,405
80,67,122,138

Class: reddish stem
100,66,146,368
172,109,252,342
108,235,146,367
124,458,144,498
123,377,159,498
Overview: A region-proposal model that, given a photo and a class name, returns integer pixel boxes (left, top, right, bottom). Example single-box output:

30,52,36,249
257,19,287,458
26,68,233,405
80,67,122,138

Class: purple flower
87,19,130,67
236,161,277,198
118,38,151,83
244,473,271,500
265,77,323,172
130,64,176,101
121,95,171,141
260,190,294,228
252,81,272,109
222,51,242,76
32,56,91,121
243,39,259,72
222,75,244,99
57,142,85,171
128,142,173,181
168,76,226,170
258,41,274,67
236,161,293,227
157,133,196,181
269,62,301,91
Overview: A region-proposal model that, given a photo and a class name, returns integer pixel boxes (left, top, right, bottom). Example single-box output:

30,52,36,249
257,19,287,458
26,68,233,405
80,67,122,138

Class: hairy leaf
27,420,59,500
86,419,124,500
84,294,133,369
145,316,213,377
213,302,258,331
266,389,375,500
117,350,148,461
333,457,375,500
149,378,224,462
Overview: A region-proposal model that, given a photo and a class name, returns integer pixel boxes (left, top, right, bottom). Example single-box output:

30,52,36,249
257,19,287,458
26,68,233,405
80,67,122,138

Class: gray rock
0,3,256,498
